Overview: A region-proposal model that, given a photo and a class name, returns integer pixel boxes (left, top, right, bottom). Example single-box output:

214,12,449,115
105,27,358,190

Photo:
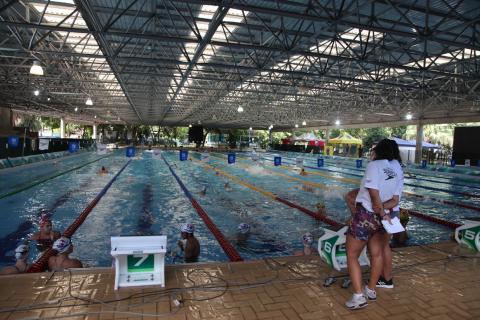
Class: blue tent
390,137,440,149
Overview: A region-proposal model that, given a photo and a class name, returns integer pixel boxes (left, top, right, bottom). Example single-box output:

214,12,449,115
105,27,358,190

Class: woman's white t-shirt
355,159,401,213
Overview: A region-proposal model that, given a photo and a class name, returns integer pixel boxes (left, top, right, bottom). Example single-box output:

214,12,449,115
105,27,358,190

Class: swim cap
181,223,194,234
15,244,29,260
52,237,71,253
238,223,250,234
39,213,51,228
302,233,314,246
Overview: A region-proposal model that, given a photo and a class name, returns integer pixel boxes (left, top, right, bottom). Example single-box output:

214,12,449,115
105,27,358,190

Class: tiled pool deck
0,242,479,319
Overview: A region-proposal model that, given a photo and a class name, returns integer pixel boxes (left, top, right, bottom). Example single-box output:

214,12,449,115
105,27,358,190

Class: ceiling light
295,124,299,128
47,96,51,101
249,127,252,131
237,106,244,113
74,107,78,112
335,119,340,126
85,97,93,105
94,115,97,119
406,113,413,120
34,89,39,96
302,121,306,126
30,60,44,76
188,124,192,128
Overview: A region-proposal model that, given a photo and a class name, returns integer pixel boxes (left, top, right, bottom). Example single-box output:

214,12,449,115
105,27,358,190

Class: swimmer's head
101,166,105,171
181,223,195,234
52,237,72,254
39,214,52,231
302,233,314,247
15,244,29,260
238,223,251,234
316,203,325,210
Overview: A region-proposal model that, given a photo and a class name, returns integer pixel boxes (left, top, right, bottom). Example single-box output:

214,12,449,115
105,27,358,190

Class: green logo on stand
320,235,339,268
127,254,154,272
459,226,480,251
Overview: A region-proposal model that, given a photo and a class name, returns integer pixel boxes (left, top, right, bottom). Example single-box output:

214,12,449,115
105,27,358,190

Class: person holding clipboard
344,139,402,310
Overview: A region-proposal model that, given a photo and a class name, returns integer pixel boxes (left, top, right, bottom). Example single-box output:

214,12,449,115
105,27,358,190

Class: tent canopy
390,137,440,149
328,133,362,145
282,133,324,146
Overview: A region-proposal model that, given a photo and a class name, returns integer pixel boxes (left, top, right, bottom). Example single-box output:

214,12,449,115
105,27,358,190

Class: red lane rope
275,197,342,228
162,155,243,262
406,209,461,229
27,160,131,273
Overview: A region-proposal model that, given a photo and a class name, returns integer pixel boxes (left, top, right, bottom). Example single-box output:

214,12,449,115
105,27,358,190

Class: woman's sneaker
345,293,368,310
376,276,394,289
364,285,377,301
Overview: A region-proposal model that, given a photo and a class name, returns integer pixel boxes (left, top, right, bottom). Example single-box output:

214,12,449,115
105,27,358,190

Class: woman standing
345,139,401,310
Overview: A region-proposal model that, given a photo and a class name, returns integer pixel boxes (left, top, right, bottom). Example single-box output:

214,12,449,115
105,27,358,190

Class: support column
325,128,330,143
60,118,65,139
93,124,97,140
415,121,423,164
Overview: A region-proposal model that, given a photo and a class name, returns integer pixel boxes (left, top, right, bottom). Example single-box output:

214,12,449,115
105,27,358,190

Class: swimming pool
1,149,479,269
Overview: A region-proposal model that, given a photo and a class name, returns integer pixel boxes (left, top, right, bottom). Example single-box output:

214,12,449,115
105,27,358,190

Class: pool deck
0,242,479,320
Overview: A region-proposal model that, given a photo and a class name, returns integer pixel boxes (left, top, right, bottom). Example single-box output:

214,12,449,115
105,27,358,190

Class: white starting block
318,226,370,272
111,236,167,290
455,219,480,251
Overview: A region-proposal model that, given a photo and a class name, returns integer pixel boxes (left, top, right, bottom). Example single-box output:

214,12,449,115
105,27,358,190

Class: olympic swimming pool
1,149,479,268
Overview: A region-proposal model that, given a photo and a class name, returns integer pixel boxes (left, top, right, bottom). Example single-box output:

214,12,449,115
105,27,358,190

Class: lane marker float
27,160,131,273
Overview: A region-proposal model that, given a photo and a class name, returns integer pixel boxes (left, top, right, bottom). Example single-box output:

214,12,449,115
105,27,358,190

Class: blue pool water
1,149,479,268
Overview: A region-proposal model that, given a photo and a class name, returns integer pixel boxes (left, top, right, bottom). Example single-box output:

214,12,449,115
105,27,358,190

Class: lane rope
0,154,112,200
210,153,463,229
161,155,243,262
193,155,342,228
27,159,131,273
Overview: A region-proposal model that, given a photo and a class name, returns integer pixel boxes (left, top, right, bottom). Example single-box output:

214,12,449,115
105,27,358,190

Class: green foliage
390,126,407,139
41,116,60,130
19,115,42,132
362,127,390,151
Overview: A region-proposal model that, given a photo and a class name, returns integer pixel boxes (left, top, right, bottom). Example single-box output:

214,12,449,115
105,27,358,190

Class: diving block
318,226,370,271
111,235,167,290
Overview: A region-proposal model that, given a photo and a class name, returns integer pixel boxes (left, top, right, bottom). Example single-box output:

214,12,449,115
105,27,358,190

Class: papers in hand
381,217,405,234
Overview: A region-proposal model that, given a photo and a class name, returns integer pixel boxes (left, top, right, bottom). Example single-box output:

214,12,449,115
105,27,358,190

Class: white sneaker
364,285,377,301
345,293,368,310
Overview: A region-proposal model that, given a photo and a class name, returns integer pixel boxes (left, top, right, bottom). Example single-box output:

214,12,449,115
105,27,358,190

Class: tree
390,126,407,139
362,127,390,151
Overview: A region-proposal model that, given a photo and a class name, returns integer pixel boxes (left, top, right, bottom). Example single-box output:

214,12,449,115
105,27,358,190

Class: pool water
1,149,479,268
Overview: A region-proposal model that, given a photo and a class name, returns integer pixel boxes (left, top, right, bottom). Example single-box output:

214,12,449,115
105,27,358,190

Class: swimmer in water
0,244,29,275
294,233,315,256
199,186,207,196
98,166,108,174
178,223,200,263
215,171,220,176
48,237,83,271
31,214,61,251
316,202,326,216
224,182,232,191
237,223,251,243
300,168,307,176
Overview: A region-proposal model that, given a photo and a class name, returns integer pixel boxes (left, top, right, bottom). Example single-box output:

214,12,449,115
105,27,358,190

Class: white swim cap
52,237,71,253
302,233,314,246
15,244,29,260
238,223,251,234
181,223,194,234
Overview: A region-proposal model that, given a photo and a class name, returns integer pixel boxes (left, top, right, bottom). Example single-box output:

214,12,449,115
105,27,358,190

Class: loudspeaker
188,125,203,143
452,127,480,166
